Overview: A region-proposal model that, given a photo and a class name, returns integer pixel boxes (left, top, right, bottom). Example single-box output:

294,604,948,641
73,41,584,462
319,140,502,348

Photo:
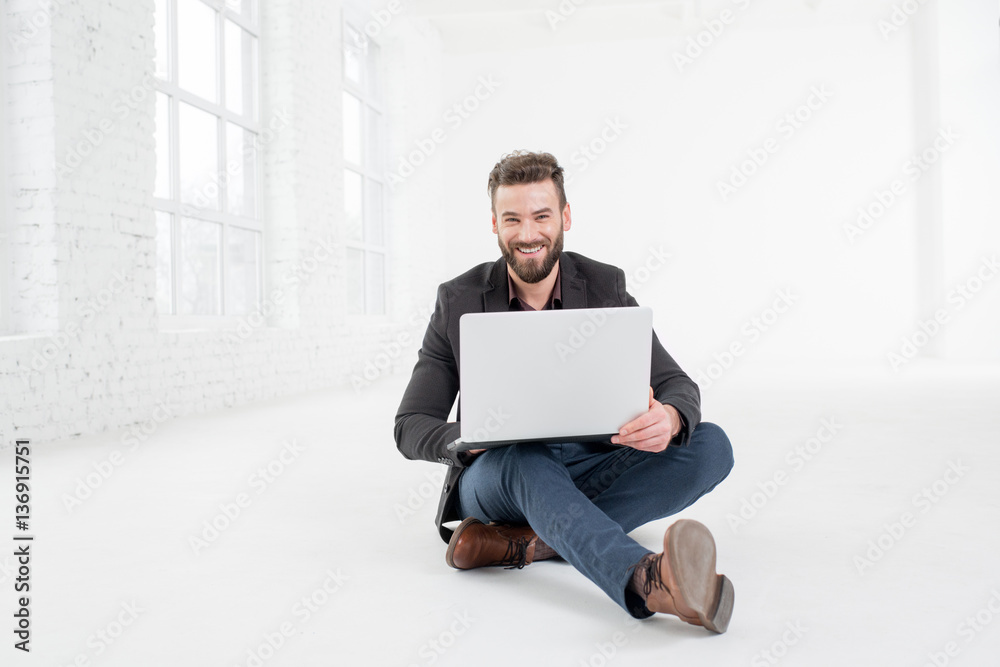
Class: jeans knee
694,421,734,480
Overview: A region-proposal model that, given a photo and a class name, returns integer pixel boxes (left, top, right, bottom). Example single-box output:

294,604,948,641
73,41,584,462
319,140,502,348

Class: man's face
492,179,572,284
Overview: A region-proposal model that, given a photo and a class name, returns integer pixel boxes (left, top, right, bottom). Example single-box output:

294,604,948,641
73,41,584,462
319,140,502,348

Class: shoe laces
500,536,531,570
641,553,670,598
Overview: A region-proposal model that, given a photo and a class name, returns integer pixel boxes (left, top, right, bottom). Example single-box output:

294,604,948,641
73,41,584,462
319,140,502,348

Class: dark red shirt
507,265,562,311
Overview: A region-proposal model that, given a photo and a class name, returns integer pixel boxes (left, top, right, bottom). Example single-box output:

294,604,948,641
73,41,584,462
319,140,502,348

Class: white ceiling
405,0,895,54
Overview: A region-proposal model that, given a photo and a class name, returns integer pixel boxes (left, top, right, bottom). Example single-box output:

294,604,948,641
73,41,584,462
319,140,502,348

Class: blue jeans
456,422,734,617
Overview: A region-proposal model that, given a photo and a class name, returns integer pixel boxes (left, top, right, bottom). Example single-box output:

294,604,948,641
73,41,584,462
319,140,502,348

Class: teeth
519,246,542,254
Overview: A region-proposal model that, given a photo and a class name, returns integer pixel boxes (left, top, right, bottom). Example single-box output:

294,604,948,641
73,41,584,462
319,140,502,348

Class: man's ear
562,203,572,232
491,213,498,234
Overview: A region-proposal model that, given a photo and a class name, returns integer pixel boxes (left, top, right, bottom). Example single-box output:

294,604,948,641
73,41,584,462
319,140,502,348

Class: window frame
342,6,388,317
153,0,264,329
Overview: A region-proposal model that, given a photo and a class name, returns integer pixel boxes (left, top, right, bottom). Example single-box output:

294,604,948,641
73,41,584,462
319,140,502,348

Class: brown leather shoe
445,518,540,570
639,519,734,634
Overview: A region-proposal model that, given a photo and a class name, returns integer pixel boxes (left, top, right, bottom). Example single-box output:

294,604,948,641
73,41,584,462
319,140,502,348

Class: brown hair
487,151,567,215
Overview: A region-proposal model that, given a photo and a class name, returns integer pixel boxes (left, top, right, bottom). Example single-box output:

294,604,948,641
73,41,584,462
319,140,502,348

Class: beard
498,226,564,284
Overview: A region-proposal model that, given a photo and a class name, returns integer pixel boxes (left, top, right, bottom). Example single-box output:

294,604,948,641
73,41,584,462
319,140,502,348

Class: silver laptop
447,307,653,452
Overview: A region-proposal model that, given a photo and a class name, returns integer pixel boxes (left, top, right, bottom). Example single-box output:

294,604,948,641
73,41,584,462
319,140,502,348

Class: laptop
446,306,653,452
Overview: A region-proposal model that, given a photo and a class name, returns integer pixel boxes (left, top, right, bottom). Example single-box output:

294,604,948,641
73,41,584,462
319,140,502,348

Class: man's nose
517,220,540,242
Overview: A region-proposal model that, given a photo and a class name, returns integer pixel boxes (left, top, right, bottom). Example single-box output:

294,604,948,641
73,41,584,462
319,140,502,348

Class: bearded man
394,150,736,631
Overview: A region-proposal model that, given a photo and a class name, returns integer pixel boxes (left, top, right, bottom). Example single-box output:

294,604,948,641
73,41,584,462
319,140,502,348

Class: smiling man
394,151,736,631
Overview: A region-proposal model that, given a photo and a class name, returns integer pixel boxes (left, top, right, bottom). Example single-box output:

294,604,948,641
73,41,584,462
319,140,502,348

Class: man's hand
610,387,681,453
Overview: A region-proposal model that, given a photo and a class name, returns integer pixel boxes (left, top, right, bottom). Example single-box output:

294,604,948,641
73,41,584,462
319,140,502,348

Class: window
342,15,386,315
153,0,261,321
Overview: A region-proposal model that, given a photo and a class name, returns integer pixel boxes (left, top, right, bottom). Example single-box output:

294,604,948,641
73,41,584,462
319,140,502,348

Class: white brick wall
1,0,447,445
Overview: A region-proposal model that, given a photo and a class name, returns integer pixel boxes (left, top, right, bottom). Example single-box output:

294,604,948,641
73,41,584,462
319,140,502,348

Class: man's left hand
610,387,681,453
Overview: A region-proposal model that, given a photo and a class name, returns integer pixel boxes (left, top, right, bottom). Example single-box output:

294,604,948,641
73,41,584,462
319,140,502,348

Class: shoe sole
445,517,482,569
667,519,735,634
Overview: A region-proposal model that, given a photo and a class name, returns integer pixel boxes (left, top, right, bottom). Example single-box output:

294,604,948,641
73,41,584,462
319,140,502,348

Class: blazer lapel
558,253,588,309
482,257,509,312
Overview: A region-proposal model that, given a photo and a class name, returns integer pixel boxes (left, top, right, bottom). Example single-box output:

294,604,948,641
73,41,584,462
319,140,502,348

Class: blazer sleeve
393,284,468,468
617,269,702,446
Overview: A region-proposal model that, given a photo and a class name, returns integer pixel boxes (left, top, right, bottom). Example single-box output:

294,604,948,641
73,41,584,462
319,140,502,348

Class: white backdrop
386,0,1000,379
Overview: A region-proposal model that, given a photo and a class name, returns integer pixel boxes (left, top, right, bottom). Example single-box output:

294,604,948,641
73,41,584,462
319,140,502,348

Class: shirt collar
507,263,562,311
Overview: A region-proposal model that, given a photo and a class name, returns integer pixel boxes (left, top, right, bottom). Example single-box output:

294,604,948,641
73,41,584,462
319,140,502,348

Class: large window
342,15,386,315
154,0,261,321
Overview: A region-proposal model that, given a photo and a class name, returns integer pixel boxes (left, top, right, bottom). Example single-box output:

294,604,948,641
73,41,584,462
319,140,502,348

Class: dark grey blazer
393,251,701,543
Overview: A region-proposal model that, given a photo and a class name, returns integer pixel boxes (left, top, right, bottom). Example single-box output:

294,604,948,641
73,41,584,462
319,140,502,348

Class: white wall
389,0,1000,383
0,0,444,444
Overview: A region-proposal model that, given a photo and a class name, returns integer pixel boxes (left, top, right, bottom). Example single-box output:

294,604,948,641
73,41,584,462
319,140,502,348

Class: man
394,151,735,631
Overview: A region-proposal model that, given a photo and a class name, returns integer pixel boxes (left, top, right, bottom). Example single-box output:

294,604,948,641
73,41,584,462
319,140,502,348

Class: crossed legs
455,422,734,617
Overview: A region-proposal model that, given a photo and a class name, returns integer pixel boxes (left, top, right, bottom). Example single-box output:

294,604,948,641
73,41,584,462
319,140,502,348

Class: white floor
6,364,1000,666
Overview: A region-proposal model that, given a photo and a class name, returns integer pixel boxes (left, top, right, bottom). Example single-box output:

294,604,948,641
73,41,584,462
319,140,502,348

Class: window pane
226,226,259,314
365,106,381,172
365,179,383,245
366,39,380,98
342,92,362,165
154,0,169,80
343,24,363,85
179,217,221,315
346,248,364,315
366,252,385,315
225,0,254,20
344,169,362,243
155,211,173,314
155,92,171,199
178,0,218,102
223,20,254,117
246,34,258,120
178,102,219,209
226,123,256,216
224,20,243,115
